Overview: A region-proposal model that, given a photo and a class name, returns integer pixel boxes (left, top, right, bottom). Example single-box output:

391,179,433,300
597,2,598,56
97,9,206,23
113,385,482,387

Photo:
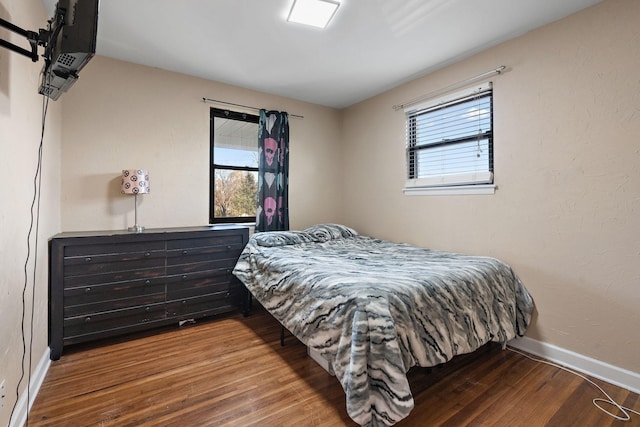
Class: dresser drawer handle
226,292,230,297
226,245,232,250
85,287,92,293
144,252,151,257
182,275,188,280
84,316,92,323
226,269,231,274
181,300,187,304
145,280,151,285
145,306,150,312
84,257,92,262
182,250,188,255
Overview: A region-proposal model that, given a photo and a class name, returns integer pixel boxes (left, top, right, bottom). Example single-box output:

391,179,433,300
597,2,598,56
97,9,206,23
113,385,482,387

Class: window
210,108,259,223
404,82,494,195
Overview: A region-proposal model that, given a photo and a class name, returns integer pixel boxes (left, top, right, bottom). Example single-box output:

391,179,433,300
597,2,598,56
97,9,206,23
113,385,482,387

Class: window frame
403,82,496,196
209,107,260,224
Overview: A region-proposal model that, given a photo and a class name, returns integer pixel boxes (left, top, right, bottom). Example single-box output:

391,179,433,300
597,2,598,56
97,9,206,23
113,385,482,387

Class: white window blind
405,82,494,193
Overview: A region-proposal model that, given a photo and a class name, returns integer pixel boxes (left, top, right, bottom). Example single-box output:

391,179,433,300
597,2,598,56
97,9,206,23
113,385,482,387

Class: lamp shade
121,169,150,195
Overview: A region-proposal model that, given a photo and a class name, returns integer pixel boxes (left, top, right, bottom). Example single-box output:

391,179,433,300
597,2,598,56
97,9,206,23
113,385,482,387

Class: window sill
403,184,496,196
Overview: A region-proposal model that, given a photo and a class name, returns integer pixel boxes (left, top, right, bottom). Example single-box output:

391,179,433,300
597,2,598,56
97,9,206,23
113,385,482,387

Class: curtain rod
202,97,304,119
392,65,507,111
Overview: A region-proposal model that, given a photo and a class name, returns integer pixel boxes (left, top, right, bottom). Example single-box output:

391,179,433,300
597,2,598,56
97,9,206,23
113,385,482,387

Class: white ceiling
41,0,601,109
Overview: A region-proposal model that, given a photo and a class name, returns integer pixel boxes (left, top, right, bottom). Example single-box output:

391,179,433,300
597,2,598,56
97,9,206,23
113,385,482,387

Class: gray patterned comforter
233,224,534,426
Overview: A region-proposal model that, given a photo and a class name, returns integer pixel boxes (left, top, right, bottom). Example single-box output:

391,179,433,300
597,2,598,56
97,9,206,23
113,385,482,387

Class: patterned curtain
256,109,289,232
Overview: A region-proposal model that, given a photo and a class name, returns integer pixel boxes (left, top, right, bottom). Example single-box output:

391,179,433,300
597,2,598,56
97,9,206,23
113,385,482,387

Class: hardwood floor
29,308,639,426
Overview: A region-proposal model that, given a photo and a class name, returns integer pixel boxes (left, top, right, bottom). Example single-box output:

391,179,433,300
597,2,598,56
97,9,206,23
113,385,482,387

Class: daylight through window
210,108,259,224
405,82,494,192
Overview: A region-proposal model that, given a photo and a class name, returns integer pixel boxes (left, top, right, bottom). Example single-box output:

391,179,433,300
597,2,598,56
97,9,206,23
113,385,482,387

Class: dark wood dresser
49,225,249,360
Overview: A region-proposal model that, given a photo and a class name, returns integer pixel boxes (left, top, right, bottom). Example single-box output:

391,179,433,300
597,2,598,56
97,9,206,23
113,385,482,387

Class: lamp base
128,224,145,233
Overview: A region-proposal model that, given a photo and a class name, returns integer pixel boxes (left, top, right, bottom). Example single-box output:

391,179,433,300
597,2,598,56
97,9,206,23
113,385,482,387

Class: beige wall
60,56,344,232
342,0,640,372
2,2,638,422
0,0,62,425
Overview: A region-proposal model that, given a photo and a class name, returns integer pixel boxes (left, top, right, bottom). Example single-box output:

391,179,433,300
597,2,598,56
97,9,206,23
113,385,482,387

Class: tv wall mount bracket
0,16,59,62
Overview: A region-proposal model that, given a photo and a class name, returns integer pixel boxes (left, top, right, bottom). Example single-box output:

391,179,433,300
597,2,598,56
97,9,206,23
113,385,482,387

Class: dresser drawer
166,258,235,276
64,241,165,257
166,246,243,266
63,266,166,288
166,234,245,251
165,291,238,319
166,275,235,300
63,250,165,276
165,268,232,285
64,293,166,318
63,302,166,339
64,279,166,317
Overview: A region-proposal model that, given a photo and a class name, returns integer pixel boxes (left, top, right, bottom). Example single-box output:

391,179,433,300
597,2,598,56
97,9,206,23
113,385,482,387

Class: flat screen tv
38,0,99,100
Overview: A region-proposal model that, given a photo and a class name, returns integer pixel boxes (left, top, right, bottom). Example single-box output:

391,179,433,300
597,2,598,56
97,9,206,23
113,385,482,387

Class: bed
232,224,534,426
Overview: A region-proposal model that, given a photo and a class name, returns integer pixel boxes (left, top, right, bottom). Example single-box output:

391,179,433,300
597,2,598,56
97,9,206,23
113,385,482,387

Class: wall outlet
0,380,5,408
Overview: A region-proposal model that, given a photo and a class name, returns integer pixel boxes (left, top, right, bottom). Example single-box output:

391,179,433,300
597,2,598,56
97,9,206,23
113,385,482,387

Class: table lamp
121,169,150,232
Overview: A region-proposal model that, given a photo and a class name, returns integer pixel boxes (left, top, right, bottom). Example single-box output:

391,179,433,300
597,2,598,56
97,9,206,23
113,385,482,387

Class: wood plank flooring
28,308,640,426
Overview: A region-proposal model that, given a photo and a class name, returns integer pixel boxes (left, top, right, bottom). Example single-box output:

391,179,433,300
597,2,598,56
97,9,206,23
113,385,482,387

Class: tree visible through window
210,108,259,224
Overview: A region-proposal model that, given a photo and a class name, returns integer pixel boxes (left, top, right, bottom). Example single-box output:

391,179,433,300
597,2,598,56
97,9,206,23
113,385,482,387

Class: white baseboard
508,336,640,395
9,347,51,427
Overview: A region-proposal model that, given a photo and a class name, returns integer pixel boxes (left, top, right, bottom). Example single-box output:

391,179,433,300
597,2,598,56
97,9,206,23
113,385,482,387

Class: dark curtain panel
256,109,289,232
